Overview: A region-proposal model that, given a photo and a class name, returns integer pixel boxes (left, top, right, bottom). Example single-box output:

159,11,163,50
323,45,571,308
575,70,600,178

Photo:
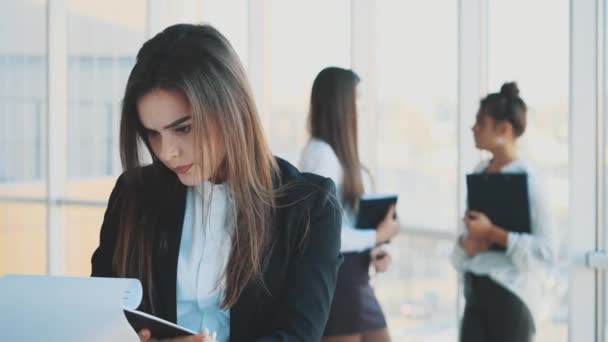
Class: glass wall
0,203,47,275
266,0,351,164
201,0,249,70
0,0,48,274
63,0,147,275
1,1,596,340
0,0,48,196
66,0,146,186
375,0,458,232
373,1,459,339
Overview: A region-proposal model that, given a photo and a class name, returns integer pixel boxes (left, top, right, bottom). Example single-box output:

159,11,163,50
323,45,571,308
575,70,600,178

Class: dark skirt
323,251,388,336
460,272,535,342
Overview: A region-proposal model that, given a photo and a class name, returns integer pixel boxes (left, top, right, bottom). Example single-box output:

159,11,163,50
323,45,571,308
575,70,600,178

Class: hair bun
500,82,520,99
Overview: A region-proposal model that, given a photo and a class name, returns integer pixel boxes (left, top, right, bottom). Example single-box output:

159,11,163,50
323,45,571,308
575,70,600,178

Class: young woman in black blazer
91,24,342,342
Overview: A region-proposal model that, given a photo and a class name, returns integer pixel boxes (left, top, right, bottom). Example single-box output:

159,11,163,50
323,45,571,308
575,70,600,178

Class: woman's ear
496,120,513,138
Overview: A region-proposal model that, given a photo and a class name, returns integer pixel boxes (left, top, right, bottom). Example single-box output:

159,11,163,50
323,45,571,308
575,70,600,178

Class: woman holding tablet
299,67,400,342
450,82,558,342
91,24,342,342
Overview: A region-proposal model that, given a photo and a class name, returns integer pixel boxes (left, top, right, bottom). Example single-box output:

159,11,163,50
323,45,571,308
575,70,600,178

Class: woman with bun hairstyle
91,24,342,342
450,82,558,342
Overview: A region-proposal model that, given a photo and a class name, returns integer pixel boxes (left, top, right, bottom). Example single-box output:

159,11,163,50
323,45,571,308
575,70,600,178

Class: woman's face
471,110,503,151
137,88,226,186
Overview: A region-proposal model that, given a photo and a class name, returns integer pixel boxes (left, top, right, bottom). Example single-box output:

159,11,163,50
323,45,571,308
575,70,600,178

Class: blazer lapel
154,172,187,323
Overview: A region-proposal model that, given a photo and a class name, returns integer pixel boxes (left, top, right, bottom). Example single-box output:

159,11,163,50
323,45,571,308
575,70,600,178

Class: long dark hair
480,82,528,137
308,67,363,209
116,24,277,312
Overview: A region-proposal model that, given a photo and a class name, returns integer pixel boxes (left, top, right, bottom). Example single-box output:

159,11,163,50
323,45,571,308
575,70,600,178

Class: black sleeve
91,174,125,277
256,178,343,341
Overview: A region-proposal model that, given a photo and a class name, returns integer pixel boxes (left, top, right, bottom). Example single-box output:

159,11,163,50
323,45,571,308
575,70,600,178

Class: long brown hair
308,67,363,209
116,24,277,311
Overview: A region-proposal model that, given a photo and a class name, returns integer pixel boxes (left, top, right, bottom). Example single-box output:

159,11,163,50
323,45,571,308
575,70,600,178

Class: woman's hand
370,247,392,273
376,205,400,244
138,328,216,342
463,211,509,248
459,234,491,257
463,211,494,239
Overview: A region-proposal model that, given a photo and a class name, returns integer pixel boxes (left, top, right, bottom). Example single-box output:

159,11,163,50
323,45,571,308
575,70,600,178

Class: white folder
0,274,143,341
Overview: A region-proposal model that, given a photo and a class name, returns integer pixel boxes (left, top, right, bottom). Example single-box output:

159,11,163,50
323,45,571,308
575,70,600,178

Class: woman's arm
254,178,342,341
299,141,376,253
91,174,125,277
450,225,472,272
463,174,559,272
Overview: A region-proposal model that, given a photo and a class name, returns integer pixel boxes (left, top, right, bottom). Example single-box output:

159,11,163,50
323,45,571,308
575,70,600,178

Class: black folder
466,173,531,251
355,194,398,229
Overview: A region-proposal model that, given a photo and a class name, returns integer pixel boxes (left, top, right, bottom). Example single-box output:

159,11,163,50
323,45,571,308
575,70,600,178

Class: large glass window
0,0,48,197
64,205,106,275
63,0,147,275
374,1,459,339
0,0,48,275
375,236,458,340
201,0,249,70
488,0,569,340
267,0,351,164
375,0,458,232
0,203,47,275
66,0,146,185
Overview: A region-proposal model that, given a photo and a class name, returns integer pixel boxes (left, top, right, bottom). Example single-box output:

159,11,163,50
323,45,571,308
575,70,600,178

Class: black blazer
91,158,342,341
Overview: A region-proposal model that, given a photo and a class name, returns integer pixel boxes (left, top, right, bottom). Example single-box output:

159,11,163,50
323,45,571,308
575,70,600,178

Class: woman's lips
174,164,193,174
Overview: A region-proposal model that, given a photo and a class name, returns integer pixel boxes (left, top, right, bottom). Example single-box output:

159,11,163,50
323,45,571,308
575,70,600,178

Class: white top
450,159,559,318
176,181,232,341
299,138,377,253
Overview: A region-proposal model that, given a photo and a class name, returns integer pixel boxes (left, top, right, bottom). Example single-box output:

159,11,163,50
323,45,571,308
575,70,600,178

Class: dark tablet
123,308,196,339
355,194,398,229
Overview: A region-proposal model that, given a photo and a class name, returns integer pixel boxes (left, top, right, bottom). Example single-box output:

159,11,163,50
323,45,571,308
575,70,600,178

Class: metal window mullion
47,0,68,275
595,0,606,340
456,0,488,327
570,0,600,340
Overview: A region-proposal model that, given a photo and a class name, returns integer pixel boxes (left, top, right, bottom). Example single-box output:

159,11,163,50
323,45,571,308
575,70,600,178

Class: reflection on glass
267,0,351,164
488,0,569,340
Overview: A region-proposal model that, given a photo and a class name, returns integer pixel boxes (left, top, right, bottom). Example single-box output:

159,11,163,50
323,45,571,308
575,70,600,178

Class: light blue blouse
176,182,232,341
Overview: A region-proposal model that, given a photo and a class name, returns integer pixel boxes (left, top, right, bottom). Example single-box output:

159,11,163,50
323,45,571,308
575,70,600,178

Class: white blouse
450,159,559,318
299,138,377,253
176,181,233,341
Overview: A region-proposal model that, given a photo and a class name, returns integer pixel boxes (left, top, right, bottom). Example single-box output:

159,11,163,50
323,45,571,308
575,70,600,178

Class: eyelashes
144,124,191,138
174,125,191,134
